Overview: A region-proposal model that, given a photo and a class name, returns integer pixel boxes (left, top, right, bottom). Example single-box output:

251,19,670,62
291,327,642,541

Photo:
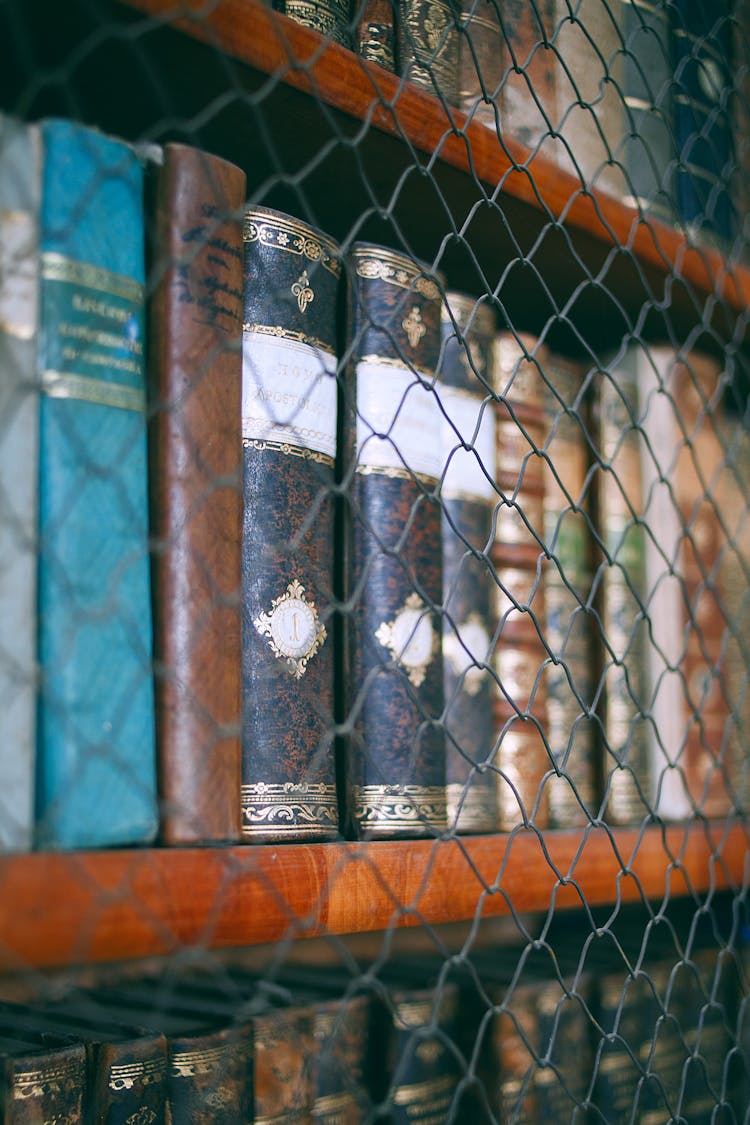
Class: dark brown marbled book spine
275,0,351,45
150,142,245,846
2,1036,86,1124
355,0,396,69
398,0,460,103
241,207,342,842
309,994,371,1125
344,243,447,839
491,331,551,830
439,292,498,833
457,0,504,128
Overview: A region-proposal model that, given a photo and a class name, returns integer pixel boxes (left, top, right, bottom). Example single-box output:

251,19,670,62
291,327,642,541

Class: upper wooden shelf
0,821,746,972
120,0,750,326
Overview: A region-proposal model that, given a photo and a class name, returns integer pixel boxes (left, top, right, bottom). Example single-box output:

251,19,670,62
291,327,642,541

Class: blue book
35,119,157,848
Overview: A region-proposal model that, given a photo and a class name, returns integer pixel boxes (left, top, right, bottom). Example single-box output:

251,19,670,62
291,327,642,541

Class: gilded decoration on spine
355,784,447,829
242,322,335,355
242,437,334,466
171,1043,243,1078
254,579,327,678
125,1110,158,1125
392,1075,456,1106
241,782,338,835
446,782,496,831
243,212,341,277
355,463,438,485
109,1058,167,1091
13,1060,81,1099
402,305,427,347
40,369,146,412
375,592,437,687
352,249,440,299
40,250,144,303
292,268,314,313
357,352,436,378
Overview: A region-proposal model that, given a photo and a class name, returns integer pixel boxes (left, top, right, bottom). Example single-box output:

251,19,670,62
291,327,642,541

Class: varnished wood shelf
121,0,750,324
0,822,746,972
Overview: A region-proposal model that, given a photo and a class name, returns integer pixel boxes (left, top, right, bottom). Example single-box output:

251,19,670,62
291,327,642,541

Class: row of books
1,114,747,853
0,945,743,1122
280,0,745,247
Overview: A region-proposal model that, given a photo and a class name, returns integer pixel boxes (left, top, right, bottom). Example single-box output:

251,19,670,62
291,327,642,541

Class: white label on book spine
242,331,337,458
439,384,496,501
356,359,443,480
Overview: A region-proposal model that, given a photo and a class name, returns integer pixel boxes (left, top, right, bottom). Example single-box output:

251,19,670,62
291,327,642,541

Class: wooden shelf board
122,0,750,314
0,822,746,971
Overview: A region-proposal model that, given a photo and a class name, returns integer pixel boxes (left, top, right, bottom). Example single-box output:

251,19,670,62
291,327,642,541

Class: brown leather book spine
355,0,396,69
3,1038,86,1124
595,362,650,825
253,1004,315,1125
167,1026,252,1125
344,242,447,839
457,0,504,127
491,331,550,830
542,351,597,827
498,0,557,152
440,292,498,833
398,0,460,103
150,142,245,845
241,206,341,842
309,994,371,1125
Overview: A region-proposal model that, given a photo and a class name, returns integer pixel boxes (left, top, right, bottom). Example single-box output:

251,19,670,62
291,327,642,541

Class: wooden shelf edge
120,0,750,314
0,821,746,971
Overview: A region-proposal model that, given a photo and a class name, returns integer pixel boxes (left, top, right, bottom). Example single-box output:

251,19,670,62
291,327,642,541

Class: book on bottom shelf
0,114,40,853
148,141,245,846
0,1024,86,1123
33,117,157,849
439,291,499,833
343,241,447,839
240,205,341,842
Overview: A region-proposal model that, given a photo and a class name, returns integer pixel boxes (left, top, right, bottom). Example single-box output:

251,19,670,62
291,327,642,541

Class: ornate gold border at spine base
243,321,337,356
243,212,341,277
241,783,339,839
354,785,447,833
351,249,441,299
446,782,498,833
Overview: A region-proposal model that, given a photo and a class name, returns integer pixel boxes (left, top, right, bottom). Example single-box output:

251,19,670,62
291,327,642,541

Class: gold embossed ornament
375,592,437,687
254,579,327,678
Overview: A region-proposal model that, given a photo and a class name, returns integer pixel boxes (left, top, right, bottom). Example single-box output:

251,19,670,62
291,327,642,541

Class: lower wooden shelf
0,821,746,971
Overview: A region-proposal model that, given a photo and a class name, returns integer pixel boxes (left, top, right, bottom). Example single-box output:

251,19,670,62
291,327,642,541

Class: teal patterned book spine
35,119,157,848
0,115,40,852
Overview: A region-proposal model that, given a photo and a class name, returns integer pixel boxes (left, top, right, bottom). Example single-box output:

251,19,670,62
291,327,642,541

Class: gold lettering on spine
109,1057,167,1091
41,370,146,412
243,211,341,277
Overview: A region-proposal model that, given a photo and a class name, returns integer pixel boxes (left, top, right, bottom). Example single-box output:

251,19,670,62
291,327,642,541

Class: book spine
670,0,734,241
456,0,504,127
491,332,550,831
619,0,674,218
439,292,498,833
151,142,245,846
533,976,592,1120
309,995,371,1125
354,0,395,68
596,362,650,825
35,118,158,849
253,1005,315,1125
89,1039,168,1125
276,0,351,45
383,985,461,1125
498,0,558,152
542,352,597,828
167,1026,252,1125
0,116,40,852
592,971,650,1125
484,980,539,1122
241,207,341,842
344,243,447,839
4,1041,86,1123
398,0,460,102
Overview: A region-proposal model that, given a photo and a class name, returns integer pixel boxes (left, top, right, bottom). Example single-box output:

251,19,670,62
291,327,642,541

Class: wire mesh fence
0,0,749,1120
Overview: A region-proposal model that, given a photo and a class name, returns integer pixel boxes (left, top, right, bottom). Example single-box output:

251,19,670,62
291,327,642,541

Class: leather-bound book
497,0,557,155
491,331,551,831
34,119,157,849
456,0,504,128
398,0,460,103
149,142,245,845
439,292,498,833
670,0,734,243
343,242,447,839
354,0,396,69
0,1000,169,1124
592,969,653,1125
0,115,40,853
241,206,341,842
595,356,650,825
0,1026,85,1123
274,0,351,45
542,351,597,827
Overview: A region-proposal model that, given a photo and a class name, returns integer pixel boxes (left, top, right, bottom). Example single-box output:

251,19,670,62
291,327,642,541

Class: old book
35,118,158,849
456,0,504,128
670,0,735,243
0,1000,168,1124
592,968,654,1125
618,0,674,219
0,115,40,853
0,1026,85,1123
241,206,341,842
74,989,254,1125
354,0,396,69
439,292,498,833
344,242,447,839
491,331,551,830
398,0,460,103
595,354,651,826
149,141,245,845
274,0,351,44
541,351,597,827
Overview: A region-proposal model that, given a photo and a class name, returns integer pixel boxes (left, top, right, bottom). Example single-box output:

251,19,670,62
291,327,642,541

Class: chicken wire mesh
0,0,749,1121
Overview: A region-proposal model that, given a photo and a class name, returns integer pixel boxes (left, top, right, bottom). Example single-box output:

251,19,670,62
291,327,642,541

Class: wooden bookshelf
0,821,746,971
